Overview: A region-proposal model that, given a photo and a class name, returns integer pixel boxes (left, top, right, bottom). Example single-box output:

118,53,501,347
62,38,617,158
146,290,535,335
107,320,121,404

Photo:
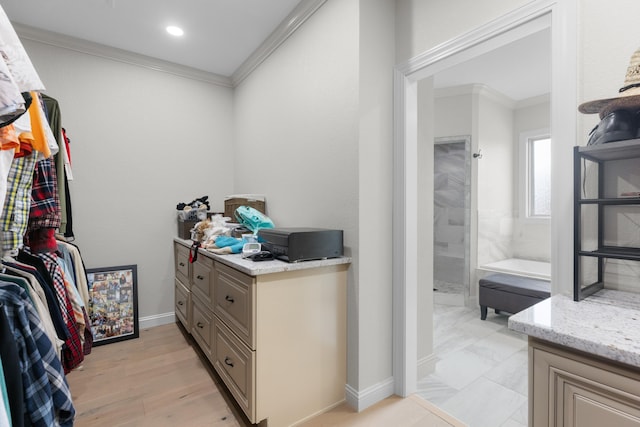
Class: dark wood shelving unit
573,139,640,301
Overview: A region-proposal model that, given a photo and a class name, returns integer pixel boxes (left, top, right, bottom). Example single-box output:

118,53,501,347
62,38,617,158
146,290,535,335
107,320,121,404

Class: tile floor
417,302,528,427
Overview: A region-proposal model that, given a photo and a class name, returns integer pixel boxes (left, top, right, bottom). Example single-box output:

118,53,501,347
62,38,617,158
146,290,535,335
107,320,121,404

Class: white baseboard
345,377,395,412
139,312,176,329
417,353,437,379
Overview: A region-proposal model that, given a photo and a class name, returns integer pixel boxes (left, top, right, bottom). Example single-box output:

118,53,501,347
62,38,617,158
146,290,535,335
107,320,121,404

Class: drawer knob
225,295,235,304
178,301,184,306
197,275,204,280
224,357,234,368
197,322,204,329
179,262,185,267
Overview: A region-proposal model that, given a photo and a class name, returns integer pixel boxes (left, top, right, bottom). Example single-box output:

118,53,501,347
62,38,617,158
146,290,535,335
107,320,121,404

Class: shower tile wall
434,142,467,287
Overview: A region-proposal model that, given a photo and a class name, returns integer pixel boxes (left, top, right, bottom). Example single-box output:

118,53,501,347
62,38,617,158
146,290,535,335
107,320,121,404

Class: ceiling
435,27,551,102
1,0,305,77
1,0,550,100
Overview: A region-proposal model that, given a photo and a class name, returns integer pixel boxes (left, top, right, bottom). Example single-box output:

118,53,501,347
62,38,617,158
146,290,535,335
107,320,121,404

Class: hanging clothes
0,6,86,426
1,153,38,254
0,6,45,93
42,94,72,238
0,282,75,426
5,257,69,344
0,301,24,427
0,56,27,127
2,263,65,358
18,249,84,373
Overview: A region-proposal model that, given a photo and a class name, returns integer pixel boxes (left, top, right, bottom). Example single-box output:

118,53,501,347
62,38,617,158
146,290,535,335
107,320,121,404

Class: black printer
257,227,343,262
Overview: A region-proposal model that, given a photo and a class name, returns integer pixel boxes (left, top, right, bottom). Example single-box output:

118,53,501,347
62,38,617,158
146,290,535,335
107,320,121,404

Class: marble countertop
508,290,640,368
174,237,351,276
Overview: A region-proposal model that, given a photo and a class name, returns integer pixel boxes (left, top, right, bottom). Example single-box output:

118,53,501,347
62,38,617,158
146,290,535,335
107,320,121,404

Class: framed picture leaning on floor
86,264,139,346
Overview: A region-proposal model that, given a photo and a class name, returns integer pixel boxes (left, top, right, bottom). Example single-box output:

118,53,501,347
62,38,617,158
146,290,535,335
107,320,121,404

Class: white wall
434,90,473,138
22,39,235,324
234,0,396,405
476,88,514,276
357,0,396,403
417,78,435,378
233,0,361,388
512,96,551,262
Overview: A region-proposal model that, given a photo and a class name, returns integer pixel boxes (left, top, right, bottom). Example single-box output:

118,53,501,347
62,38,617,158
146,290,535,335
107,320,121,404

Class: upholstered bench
479,273,550,320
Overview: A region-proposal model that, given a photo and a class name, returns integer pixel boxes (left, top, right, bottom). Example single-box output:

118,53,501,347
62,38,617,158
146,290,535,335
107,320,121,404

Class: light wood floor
67,323,465,427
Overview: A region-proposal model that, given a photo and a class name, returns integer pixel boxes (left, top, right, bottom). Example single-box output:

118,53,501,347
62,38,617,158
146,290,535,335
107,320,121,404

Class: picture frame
86,264,139,346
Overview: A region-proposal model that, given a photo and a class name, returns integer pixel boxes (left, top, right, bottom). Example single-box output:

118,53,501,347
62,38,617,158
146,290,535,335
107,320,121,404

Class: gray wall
23,38,235,324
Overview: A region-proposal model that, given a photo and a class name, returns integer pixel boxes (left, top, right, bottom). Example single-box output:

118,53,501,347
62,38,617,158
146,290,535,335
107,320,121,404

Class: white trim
344,377,395,412
392,68,418,397
393,0,577,398
139,312,176,329
435,83,516,109
231,0,327,86
13,23,232,87
417,354,437,379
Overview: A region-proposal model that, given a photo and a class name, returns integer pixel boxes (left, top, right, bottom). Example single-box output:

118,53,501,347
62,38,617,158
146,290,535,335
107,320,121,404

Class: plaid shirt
1,154,37,252
38,251,84,373
29,158,61,229
0,283,75,427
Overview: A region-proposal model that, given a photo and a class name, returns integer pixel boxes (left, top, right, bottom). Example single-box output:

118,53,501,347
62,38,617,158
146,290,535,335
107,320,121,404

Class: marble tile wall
477,210,513,267
434,142,469,288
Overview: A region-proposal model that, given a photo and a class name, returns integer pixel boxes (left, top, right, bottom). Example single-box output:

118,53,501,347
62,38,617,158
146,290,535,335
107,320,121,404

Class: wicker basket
224,194,266,221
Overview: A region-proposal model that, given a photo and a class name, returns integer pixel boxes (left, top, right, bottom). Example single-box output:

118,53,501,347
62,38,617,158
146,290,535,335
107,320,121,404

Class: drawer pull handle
179,262,185,267
225,295,234,303
197,322,204,329
224,357,234,368
196,275,204,280
178,301,184,306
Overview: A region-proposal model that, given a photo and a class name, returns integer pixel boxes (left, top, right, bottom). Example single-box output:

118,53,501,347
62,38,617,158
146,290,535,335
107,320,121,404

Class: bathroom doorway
433,136,471,306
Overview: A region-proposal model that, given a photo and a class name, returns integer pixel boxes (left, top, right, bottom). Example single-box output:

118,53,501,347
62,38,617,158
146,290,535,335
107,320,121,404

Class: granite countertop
508,289,640,369
174,237,351,276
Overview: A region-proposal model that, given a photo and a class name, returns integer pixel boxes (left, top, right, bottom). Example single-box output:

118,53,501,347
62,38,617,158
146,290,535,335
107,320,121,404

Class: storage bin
224,194,266,221
177,219,198,240
176,211,220,239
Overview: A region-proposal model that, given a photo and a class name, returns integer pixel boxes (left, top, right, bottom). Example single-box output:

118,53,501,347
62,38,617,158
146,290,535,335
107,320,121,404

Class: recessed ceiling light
166,26,184,37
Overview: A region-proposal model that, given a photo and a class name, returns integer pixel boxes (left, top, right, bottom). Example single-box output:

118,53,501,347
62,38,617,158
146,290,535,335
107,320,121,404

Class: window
520,130,551,219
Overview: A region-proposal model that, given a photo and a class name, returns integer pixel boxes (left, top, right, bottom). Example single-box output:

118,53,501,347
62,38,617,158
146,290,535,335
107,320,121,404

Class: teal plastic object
214,235,244,253
234,206,275,233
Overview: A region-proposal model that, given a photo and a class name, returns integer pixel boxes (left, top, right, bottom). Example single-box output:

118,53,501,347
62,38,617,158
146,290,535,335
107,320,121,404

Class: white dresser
173,238,350,426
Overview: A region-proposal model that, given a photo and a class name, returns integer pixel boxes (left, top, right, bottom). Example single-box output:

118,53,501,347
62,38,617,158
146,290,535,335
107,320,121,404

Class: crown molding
231,0,327,87
13,22,233,88
435,83,517,109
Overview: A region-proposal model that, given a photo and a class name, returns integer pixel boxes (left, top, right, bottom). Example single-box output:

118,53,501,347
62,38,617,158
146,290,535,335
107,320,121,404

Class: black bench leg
495,309,501,314
480,305,487,320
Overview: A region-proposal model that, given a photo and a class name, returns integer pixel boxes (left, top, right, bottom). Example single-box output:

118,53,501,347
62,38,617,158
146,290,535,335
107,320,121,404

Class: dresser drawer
174,243,190,285
191,297,214,363
214,262,255,349
174,278,191,331
192,256,215,306
213,316,255,421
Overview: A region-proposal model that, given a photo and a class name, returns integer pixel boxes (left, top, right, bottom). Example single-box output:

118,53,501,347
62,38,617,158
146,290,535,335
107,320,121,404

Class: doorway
433,136,470,306
392,0,577,397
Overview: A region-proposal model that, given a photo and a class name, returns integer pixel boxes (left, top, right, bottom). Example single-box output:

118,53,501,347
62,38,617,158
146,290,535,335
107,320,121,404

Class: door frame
392,0,577,396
